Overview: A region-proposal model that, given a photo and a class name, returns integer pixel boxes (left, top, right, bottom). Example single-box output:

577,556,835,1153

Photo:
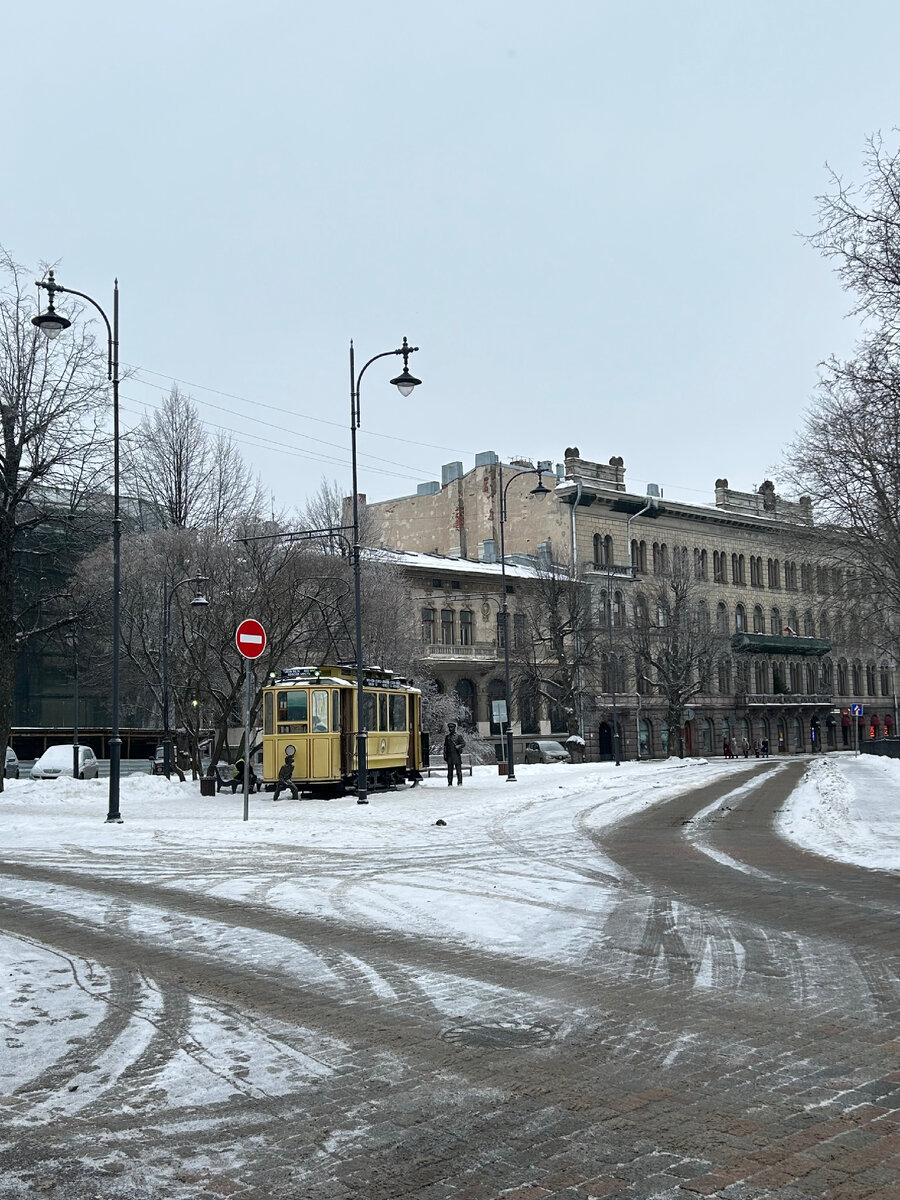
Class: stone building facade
368,449,898,759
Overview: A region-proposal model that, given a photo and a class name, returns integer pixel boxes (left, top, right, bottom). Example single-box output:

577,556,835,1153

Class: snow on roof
372,548,538,579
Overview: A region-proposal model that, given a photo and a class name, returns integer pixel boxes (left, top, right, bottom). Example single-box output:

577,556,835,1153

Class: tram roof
269,665,420,692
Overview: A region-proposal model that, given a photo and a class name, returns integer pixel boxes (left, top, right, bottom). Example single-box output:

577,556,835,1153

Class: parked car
31,745,99,780
522,739,572,764
5,747,19,779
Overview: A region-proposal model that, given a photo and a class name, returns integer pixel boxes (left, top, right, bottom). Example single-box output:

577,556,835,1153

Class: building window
768,559,780,589
803,611,814,637
714,551,726,584
822,659,834,690
753,605,763,633
634,595,649,628
513,613,526,649
718,657,732,694
518,681,539,734
432,578,443,589
421,608,435,644
852,661,862,694
770,607,781,635
881,663,891,696
598,589,610,629
455,678,476,727
754,660,768,692
594,533,613,566
631,539,647,573
635,655,651,695
866,663,877,695
697,600,710,631
716,603,728,634
441,609,454,645
801,564,812,592
837,659,848,694
451,580,461,590
790,662,802,692
613,590,626,627
816,566,829,595
459,610,473,645
735,604,746,633
496,612,506,648
785,561,797,590
653,542,668,574
807,663,818,694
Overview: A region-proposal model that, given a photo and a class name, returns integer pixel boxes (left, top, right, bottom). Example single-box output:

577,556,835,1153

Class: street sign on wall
235,619,267,660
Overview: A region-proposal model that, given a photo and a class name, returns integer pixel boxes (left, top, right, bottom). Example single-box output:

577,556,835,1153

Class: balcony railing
584,562,636,579
735,693,833,707
422,642,499,660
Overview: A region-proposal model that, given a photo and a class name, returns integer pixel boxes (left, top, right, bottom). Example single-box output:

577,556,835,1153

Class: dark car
5,747,19,779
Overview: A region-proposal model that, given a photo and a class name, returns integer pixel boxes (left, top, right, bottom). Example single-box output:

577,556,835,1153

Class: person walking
273,749,299,801
723,736,732,759
761,737,770,758
741,735,750,758
443,722,465,786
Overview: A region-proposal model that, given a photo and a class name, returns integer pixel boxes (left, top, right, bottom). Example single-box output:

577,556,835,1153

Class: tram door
340,689,354,777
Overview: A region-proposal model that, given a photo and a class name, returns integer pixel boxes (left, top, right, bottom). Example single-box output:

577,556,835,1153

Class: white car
31,745,99,780
5,747,19,779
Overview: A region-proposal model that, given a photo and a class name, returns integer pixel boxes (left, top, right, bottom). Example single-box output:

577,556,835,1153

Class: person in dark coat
443,722,465,786
272,750,299,801
231,756,258,794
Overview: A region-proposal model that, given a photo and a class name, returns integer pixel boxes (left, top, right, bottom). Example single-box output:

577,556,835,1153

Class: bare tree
0,250,108,790
125,385,263,533
518,563,598,737
628,564,722,756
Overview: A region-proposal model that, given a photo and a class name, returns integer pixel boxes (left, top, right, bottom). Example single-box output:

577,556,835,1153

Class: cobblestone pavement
1,761,898,1199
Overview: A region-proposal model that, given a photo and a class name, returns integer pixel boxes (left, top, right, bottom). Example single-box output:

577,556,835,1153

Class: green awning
731,633,831,657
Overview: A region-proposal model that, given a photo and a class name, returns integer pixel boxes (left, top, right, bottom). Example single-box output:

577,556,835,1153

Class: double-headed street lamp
349,337,421,805
32,271,124,823
162,577,209,778
497,461,550,781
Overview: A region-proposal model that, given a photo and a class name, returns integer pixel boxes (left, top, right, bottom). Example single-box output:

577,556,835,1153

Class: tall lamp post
497,462,550,781
162,577,209,778
33,271,124,823
349,337,421,804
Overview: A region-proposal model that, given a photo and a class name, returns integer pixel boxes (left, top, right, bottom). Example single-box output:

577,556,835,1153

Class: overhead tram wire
123,361,476,459
121,380,426,476
116,395,430,484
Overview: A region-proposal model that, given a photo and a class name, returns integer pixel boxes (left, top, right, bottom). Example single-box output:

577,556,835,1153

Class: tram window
264,692,273,735
378,693,388,731
311,689,329,733
276,690,308,732
361,692,376,730
332,689,341,731
389,694,407,731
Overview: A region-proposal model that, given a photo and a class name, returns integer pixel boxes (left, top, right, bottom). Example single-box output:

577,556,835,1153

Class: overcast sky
5,1,897,515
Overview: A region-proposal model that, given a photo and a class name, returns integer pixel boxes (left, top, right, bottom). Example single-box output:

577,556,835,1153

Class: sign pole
243,661,251,821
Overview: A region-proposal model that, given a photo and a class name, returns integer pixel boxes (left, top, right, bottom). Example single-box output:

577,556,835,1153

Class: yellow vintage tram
260,664,424,795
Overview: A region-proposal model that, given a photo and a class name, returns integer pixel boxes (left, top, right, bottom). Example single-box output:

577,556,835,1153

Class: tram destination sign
235,618,267,660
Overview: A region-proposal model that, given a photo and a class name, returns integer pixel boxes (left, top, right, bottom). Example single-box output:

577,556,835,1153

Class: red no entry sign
235,618,267,659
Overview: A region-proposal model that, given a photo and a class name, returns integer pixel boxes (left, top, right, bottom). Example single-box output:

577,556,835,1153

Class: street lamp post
162,577,209,779
606,563,621,765
497,462,550,781
349,337,421,804
33,271,123,823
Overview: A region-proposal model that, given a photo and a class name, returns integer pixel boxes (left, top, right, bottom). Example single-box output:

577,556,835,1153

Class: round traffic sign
235,618,267,659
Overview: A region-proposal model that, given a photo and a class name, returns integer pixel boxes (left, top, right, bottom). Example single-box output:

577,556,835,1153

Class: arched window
817,566,829,595
731,553,739,584
866,663,877,695
801,563,812,592
852,661,862,694
793,717,804,752
786,609,798,634
713,551,726,583
770,607,781,634
754,660,768,692
753,605,764,633
803,611,814,637
718,657,732,694
837,659,848,695
768,559,781,589
638,718,652,757
735,604,746,633
598,589,609,629
790,662,802,692
820,613,831,640
441,609,454,645
697,599,710,631
822,659,834,690
593,533,612,567
634,595,649,628
881,662,891,696
549,699,568,734
806,663,818,694
716,602,728,634
613,591,626,627
455,679,477,728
